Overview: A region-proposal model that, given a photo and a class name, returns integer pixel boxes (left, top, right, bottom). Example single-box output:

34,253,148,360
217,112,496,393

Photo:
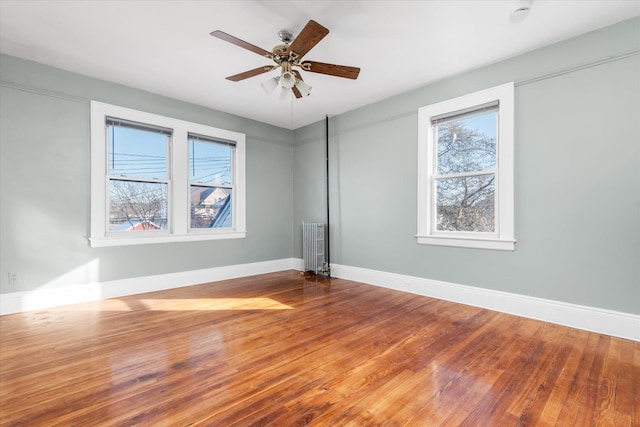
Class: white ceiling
1,1,639,129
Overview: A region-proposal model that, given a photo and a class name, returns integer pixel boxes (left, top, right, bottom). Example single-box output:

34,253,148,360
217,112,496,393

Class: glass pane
107,125,168,180
437,111,497,175
436,175,495,232
189,138,232,185
190,186,233,229
109,180,168,231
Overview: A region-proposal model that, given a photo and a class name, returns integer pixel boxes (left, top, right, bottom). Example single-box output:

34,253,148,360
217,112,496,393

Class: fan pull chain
290,93,294,129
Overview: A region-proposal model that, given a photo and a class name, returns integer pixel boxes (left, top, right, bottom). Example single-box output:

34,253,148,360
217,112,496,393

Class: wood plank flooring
0,270,637,426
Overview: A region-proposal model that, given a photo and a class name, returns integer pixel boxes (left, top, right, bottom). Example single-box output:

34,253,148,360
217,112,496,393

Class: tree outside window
434,111,497,233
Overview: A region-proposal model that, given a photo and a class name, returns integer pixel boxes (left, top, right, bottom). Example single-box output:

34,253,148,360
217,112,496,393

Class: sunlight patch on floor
137,297,294,311
54,297,294,312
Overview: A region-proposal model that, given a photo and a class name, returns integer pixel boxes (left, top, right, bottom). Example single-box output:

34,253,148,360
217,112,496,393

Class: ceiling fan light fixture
279,71,296,89
294,79,312,97
279,86,291,101
261,76,279,95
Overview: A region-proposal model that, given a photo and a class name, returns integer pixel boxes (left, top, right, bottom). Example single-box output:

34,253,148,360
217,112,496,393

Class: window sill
416,235,516,251
89,230,247,248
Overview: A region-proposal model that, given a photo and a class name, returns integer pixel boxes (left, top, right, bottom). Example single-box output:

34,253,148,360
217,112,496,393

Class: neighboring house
192,187,231,228
201,187,229,207
191,187,214,205
111,219,161,232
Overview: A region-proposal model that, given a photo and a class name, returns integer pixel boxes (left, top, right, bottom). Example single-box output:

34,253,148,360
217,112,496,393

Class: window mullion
171,127,188,235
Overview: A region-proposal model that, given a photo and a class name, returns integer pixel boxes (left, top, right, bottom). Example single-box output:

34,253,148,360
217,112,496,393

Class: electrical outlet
8,272,18,286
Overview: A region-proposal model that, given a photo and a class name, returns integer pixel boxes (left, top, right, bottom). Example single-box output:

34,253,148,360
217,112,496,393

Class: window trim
90,101,246,247
417,82,515,251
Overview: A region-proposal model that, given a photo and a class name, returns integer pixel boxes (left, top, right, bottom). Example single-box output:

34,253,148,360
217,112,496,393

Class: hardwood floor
0,270,637,426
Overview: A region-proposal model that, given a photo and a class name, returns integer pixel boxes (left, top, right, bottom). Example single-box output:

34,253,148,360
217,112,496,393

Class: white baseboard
0,258,298,316
317,261,638,342
4,258,637,341
292,257,305,271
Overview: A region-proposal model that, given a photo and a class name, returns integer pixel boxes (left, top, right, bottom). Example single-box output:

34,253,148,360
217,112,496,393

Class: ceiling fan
210,20,360,99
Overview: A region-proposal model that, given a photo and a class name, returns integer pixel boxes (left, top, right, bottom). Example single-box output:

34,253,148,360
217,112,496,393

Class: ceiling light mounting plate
278,29,294,44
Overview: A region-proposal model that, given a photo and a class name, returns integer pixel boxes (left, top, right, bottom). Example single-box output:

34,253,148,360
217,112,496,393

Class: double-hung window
106,118,171,233
188,134,235,230
417,82,515,250
90,101,246,247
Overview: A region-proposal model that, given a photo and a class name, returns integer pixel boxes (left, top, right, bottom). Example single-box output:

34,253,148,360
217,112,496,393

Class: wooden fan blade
287,20,329,59
226,66,274,82
291,70,303,98
210,30,272,57
300,61,360,79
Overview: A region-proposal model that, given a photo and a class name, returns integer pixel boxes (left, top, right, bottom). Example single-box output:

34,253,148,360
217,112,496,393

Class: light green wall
0,55,294,292
293,17,640,314
1,17,638,316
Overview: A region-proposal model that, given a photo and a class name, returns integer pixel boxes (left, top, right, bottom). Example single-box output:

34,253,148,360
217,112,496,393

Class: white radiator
302,222,326,274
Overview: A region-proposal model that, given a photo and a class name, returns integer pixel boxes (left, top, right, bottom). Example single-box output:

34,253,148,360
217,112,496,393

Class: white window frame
90,101,246,247
417,82,515,251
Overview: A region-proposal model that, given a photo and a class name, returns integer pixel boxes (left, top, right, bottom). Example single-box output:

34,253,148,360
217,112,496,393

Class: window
417,83,515,250
188,134,234,229
107,119,171,233
90,102,246,247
